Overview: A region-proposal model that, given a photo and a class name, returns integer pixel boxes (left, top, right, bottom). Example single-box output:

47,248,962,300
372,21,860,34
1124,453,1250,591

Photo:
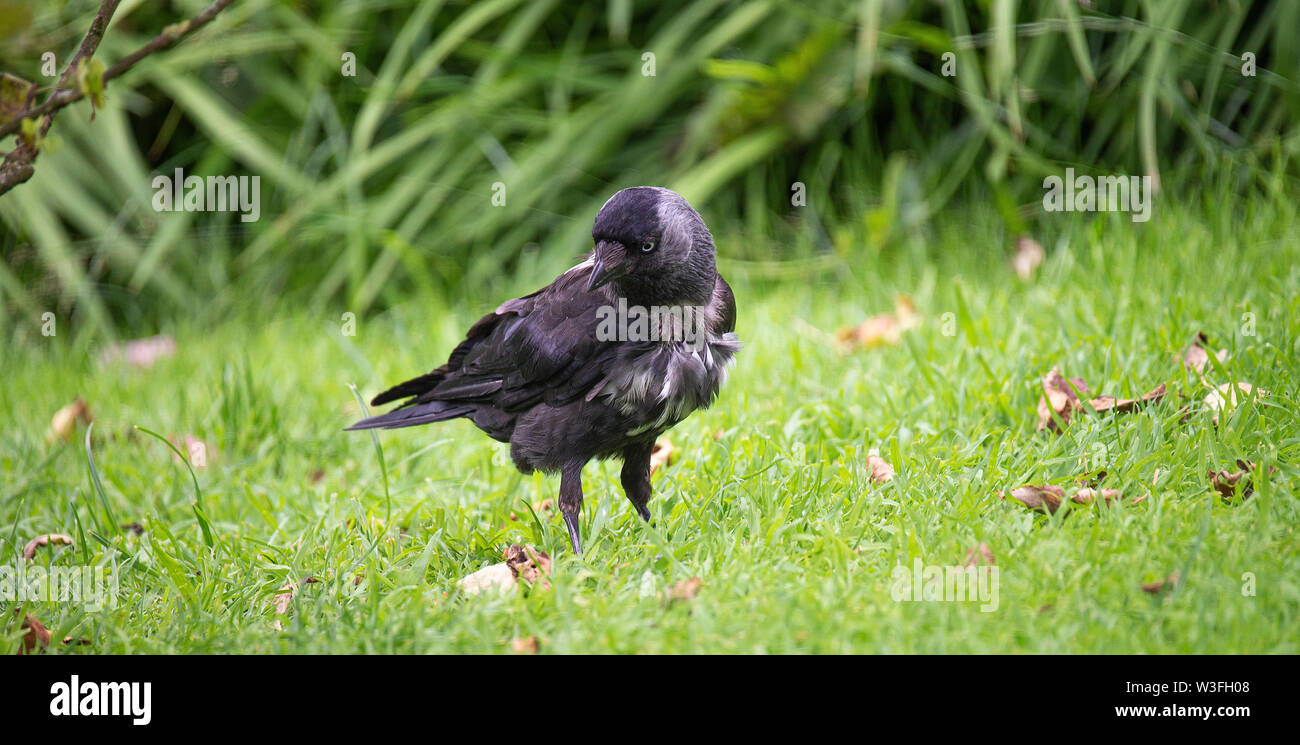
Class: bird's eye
640,239,656,253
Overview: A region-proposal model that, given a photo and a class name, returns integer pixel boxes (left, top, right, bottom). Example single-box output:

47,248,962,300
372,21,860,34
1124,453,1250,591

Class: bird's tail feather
345,401,472,431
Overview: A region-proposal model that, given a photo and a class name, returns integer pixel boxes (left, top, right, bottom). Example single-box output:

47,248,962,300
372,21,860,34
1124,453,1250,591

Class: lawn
3,190,1297,654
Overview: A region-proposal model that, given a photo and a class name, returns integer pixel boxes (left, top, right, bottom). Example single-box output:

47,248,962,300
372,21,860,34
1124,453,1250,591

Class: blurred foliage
0,0,1297,338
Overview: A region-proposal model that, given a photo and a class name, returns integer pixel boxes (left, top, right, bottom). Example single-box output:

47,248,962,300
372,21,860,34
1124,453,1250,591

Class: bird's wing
711,274,737,335
369,261,621,413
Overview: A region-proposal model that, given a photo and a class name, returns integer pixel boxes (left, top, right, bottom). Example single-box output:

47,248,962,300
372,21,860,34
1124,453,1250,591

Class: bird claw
563,511,582,555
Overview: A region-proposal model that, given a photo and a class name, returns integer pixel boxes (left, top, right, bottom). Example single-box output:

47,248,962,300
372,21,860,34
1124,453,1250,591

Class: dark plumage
347,186,740,554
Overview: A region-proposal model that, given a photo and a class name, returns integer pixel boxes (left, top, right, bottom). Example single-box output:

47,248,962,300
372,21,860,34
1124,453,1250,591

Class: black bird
347,186,740,554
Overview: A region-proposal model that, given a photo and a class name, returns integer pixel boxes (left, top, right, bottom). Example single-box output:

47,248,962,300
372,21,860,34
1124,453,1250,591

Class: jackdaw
347,186,740,554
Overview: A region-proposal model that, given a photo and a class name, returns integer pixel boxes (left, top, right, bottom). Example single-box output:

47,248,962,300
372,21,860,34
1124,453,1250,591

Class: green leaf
0,71,33,125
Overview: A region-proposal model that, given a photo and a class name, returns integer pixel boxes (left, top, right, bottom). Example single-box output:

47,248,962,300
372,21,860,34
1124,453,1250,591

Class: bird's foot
563,511,582,555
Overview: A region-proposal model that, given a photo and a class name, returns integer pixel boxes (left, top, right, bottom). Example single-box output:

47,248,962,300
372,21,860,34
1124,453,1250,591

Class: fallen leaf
511,636,539,654
835,295,919,351
171,435,211,468
1008,484,1065,513
1011,235,1044,279
457,563,517,595
1036,369,1166,432
22,533,72,560
100,334,176,369
650,438,678,476
271,581,298,615
1087,383,1167,414
120,522,145,535
1207,459,1272,501
1140,572,1180,595
1070,487,1122,507
1008,484,1124,514
1181,332,1228,373
962,543,995,566
47,398,92,443
310,470,325,484
669,577,702,602
504,544,552,588
19,613,51,654
459,544,553,596
1203,383,1267,424
866,453,895,484
1036,369,1087,432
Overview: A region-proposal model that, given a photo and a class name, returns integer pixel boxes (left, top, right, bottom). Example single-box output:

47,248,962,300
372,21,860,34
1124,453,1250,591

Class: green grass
2,190,1298,653
5,0,1299,337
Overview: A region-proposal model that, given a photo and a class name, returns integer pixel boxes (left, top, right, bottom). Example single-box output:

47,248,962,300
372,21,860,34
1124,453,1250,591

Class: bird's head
587,187,716,306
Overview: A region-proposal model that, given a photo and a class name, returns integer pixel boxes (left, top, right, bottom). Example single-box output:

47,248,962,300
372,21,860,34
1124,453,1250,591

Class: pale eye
640,239,656,252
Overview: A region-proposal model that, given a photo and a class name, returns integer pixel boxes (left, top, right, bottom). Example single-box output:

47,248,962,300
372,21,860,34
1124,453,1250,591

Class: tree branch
0,0,237,197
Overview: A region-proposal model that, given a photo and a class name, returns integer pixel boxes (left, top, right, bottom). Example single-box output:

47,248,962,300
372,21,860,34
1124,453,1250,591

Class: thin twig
0,0,236,196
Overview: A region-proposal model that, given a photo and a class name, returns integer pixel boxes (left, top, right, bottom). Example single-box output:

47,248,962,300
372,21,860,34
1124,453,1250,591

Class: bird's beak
586,240,627,292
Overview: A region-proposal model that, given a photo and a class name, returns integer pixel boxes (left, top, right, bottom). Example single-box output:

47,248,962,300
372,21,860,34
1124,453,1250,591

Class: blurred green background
1,0,1297,340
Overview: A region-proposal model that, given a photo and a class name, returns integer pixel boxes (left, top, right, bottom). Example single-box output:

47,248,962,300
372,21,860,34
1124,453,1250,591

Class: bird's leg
621,441,654,523
559,461,585,555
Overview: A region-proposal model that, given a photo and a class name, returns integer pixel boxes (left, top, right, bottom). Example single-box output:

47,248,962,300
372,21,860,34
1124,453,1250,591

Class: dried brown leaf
1008,484,1066,513
1181,333,1228,374
171,434,211,468
669,577,703,602
458,563,517,595
1011,235,1044,279
1037,369,1166,432
649,438,678,476
1070,487,1122,506
1203,383,1267,424
100,334,175,369
22,533,72,560
504,544,552,588
459,544,553,596
1207,459,1272,501
510,636,539,654
1009,484,1125,513
835,295,919,351
866,454,895,484
271,581,297,615
47,398,92,443
19,613,51,654
1140,572,1180,595
1036,369,1087,432
1087,383,1166,414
